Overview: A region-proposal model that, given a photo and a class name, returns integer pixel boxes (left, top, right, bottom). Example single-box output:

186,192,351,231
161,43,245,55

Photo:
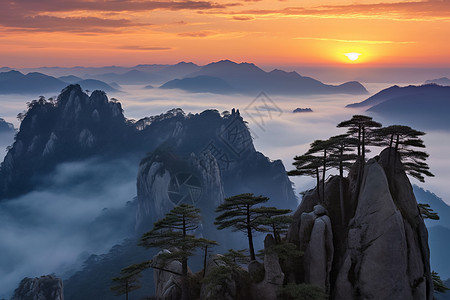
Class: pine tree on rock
305,138,339,203
215,193,270,260
326,134,358,225
139,204,217,300
337,115,382,162
288,154,323,201
111,262,148,300
374,125,434,182
252,206,293,244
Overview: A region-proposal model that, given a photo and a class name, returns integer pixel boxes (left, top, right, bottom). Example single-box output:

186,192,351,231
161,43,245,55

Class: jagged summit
0,85,297,215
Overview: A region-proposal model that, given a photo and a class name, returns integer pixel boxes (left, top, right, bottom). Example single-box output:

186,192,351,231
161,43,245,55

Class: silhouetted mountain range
346,84,450,129
0,70,118,94
7,60,368,95
160,75,233,93
0,118,14,133
425,77,450,86
161,60,368,95
414,185,450,279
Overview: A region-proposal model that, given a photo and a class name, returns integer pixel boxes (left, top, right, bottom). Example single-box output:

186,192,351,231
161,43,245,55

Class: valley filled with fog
1,82,448,200
0,82,449,298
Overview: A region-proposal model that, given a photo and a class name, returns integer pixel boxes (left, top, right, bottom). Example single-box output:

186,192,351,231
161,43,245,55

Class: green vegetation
111,114,438,300
432,271,449,293
419,203,440,220
214,193,270,260
111,262,149,300
277,283,328,300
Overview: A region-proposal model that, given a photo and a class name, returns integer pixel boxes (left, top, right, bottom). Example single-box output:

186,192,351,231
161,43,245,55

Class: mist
0,157,138,298
0,80,449,297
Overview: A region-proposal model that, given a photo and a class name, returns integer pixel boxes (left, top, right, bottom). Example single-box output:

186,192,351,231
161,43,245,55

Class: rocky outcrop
1,87,297,222
335,158,411,299
288,147,433,300
136,147,224,230
153,250,184,300
11,275,64,300
0,85,132,199
251,235,284,300
135,109,297,230
299,205,333,292
201,255,238,300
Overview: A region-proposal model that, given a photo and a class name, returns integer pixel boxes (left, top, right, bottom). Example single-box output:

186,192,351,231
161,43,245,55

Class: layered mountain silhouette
0,70,118,94
12,60,367,95
160,60,368,95
425,77,450,86
346,84,450,129
0,118,14,133
414,186,450,279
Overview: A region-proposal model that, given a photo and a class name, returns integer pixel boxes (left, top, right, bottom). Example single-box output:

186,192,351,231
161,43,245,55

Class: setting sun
345,52,361,61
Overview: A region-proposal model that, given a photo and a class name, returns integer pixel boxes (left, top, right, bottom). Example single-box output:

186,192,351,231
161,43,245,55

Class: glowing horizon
0,0,449,68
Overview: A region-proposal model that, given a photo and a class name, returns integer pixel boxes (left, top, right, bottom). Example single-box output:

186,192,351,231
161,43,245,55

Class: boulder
335,157,429,299
299,205,334,292
200,255,237,300
251,235,284,300
11,275,64,300
153,250,184,300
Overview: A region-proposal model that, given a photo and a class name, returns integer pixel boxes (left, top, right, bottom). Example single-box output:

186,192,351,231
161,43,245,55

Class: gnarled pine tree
139,204,217,300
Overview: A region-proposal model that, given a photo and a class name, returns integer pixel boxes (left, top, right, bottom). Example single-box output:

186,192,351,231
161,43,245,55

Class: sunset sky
0,0,449,68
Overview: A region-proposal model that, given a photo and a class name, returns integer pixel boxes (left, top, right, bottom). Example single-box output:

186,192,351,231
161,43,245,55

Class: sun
345,52,361,61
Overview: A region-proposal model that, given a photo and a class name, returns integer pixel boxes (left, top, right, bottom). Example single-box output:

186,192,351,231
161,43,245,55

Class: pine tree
252,207,292,244
139,204,217,300
337,115,382,162
374,125,434,182
432,271,449,293
111,262,148,300
418,203,440,220
326,134,358,224
305,138,339,203
288,154,323,201
215,193,270,260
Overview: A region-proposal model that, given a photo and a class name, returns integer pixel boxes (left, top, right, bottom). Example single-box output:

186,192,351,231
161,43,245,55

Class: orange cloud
0,0,239,32
229,0,450,21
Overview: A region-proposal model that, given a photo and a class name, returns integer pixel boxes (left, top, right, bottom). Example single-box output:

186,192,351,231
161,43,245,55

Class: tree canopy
139,204,217,300
215,193,270,260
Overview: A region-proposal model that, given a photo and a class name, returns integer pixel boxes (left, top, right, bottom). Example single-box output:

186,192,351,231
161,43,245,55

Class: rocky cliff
11,275,64,300
0,85,297,299
136,108,297,231
288,148,433,299
0,84,132,198
0,86,297,216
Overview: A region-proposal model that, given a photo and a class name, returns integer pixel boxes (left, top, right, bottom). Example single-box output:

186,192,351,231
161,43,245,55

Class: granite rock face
299,205,333,293
251,235,284,300
11,275,64,300
135,109,297,230
153,250,184,300
335,158,411,299
136,147,224,231
200,255,237,300
0,85,131,199
288,148,433,300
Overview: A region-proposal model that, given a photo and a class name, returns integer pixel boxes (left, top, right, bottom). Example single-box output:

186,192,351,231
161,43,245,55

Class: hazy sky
1,0,449,67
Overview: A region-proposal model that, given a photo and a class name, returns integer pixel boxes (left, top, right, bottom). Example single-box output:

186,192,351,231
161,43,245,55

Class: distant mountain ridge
161,60,368,95
425,77,450,86
0,70,118,94
0,118,14,133
5,60,368,95
346,84,450,129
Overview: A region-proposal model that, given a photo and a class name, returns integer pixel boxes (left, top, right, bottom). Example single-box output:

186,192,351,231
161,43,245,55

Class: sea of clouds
0,82,449,297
